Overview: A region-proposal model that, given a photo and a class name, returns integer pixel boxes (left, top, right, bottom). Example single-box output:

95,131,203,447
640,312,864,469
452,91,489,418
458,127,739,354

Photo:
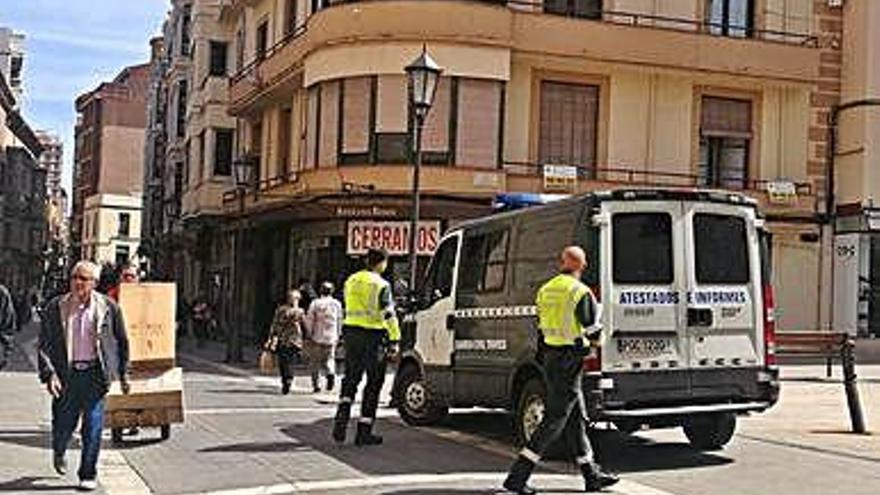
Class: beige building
214,0,847,338
81,194,143,266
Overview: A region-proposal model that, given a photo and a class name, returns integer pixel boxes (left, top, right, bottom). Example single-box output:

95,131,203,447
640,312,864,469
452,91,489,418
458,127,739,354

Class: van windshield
612,213,673,284
694,213,749,284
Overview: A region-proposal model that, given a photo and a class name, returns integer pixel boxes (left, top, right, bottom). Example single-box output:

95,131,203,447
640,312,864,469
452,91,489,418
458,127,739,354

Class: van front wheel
396,364,447,426
683,413,736,450
514,378,546,446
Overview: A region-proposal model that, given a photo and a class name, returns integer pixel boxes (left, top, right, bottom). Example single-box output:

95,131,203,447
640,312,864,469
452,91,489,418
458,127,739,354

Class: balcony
230,0,820,112
221,161,814,220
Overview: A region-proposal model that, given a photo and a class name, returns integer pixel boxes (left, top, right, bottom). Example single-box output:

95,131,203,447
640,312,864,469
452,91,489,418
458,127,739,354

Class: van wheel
683,413,736,450
514,377,546,446
396,364,447,426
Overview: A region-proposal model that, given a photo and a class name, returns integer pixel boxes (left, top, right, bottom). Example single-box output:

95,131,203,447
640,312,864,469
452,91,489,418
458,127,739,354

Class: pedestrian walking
191,294,213,347
305,281,343,393
265,289,305,395
503,246,618,494
332,248,400,446
37,261,130,492
107,264,139,302
0,283,17,371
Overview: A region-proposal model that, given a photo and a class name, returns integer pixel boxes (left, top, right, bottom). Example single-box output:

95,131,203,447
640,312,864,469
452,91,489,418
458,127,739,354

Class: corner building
221,0,844,340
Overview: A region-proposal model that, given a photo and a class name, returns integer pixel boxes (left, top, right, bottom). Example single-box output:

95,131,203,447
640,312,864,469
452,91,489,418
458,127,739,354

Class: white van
393,189,779,450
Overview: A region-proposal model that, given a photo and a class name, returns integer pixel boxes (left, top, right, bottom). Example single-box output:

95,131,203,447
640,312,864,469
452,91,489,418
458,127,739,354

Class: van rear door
601,201,689,399
683,202,763,389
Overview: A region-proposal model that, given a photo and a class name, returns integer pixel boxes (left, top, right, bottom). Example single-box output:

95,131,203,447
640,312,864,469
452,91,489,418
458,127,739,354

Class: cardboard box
106,367,184,428
118,283,177,364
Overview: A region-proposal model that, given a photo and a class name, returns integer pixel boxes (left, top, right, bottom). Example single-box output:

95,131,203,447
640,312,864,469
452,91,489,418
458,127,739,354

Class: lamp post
405,45,442,295
229,154,255,363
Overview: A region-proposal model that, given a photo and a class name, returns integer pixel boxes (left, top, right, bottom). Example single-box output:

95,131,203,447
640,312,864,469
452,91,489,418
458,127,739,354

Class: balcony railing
230,0,818,84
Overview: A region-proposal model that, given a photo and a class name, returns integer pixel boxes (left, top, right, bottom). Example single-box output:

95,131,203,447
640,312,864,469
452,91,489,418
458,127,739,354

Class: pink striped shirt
72,297,96,362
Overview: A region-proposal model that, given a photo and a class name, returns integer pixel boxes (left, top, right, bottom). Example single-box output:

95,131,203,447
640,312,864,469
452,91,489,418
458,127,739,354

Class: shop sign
334,205,399,218
347,220,441,256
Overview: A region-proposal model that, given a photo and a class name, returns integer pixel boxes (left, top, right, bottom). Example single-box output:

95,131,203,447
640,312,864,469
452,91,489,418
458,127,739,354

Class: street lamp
228,153,256,363
405,45,442,295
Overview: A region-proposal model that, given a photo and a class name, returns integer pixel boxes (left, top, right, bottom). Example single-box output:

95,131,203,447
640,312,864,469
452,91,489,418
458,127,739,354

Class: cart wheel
160,424,171,440
111,428,124,445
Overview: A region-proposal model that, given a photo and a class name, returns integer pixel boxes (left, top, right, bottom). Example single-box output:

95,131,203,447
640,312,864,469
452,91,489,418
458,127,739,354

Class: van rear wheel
683,413,736,450
396,364,447,426
514,377,546,446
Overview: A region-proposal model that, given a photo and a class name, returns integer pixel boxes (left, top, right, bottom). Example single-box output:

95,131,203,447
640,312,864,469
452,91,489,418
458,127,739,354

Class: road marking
178,473,676,495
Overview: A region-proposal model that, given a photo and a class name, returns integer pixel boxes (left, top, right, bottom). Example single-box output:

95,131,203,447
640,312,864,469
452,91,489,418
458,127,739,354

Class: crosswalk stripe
178,474,677,495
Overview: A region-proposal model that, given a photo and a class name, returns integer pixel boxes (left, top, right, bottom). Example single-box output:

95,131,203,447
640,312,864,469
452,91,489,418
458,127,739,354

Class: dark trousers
277,346,300,385
526,345,594,463
338,327,387,421
52,367,106,481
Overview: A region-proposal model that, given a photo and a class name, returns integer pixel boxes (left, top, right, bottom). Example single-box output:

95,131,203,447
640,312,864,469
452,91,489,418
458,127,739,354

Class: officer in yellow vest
503,246,619,494
332,247,401,446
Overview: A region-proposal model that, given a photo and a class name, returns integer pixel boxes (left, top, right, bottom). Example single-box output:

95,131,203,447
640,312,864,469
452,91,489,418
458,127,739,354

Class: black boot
281,380,291,395
502,457,537,494
354,421,383,446
326,375,335,392
332,403,351,443
581,462,619,492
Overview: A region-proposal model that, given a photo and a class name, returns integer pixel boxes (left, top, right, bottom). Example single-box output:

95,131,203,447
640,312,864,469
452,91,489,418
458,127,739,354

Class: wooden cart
105,283,184,443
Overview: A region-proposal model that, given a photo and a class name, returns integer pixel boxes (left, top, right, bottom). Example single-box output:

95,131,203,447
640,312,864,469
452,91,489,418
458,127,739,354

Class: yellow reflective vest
536,273,591,347
343,270,401,342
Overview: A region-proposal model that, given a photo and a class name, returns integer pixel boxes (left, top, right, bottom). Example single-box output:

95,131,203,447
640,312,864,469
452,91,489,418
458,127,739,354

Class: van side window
459,229,509,293
422,236,458,302
613,213,673,284
695,214,749,284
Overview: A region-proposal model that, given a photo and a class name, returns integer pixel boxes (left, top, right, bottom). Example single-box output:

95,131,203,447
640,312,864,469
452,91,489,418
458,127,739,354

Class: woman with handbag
264,290,305,394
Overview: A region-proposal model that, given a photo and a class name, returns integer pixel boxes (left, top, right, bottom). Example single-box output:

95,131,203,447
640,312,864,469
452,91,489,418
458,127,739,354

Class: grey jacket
38,292,129,394
0,285,16,366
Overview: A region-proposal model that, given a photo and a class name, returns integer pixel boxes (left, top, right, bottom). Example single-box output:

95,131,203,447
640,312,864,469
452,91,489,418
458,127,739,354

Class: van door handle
687,307,713,327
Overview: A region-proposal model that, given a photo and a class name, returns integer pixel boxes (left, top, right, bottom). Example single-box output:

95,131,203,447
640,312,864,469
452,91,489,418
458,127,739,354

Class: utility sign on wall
347,220,441,256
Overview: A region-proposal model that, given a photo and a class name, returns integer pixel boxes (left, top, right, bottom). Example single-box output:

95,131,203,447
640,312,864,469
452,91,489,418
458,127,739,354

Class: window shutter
701,96,752,138
376,75,407,133
422,77,450,153
539,81,599,172
342,77,371,154
456,79,501,169
304,86,319,170
318,80,339,167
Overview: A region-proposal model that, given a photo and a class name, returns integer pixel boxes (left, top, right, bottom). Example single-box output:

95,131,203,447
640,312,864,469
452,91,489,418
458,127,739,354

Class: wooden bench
776,331,847,377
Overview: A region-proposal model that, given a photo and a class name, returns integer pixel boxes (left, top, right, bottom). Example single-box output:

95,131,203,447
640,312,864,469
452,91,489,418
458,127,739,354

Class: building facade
35,131,69,296
0,71,45,295
81,193,143,266
72,64,150,265
35,131,63,199
212,0,846,341
0,27,25,107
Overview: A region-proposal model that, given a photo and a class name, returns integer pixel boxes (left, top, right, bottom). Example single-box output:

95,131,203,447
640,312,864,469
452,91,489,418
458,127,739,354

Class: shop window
699,96,751,189
115,245,130,267
539,81,599,178
458,229,509,294
706,0,755,38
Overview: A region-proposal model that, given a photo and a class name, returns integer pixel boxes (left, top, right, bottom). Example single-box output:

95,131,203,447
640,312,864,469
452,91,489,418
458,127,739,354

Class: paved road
2,338,880,495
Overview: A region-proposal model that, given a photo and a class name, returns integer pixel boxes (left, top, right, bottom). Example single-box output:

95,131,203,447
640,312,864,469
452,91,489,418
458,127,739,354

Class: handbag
259,349,277,375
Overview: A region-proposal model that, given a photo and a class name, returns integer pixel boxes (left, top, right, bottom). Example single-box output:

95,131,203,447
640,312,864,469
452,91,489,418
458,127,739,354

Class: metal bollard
841,337,867,434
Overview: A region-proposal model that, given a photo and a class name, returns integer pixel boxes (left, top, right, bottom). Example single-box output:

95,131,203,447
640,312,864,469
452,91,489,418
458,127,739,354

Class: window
340,77,371,165
255,20,269,61
539,81,600,177
279,108,293,176
235,25,245,71
694,214,749,284
456,78,500,168
176,80,188,138
699,96,751,189
421,236,459,303
458,229,509,293
174,162,184,196
115,245,131,267
613,213,673,284
118,213,131,237
544,0,603,20
706,0,754,38
214,129,234,176
209,41,228,77
286,0,299,35
180,3,192,56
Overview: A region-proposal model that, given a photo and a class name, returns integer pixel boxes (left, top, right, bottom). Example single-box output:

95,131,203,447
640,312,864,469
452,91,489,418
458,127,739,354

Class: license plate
616,338,672,357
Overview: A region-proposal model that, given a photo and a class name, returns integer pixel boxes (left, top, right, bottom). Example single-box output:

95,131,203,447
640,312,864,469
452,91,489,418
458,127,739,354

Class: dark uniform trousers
337,326,388,421
525,345,594,465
